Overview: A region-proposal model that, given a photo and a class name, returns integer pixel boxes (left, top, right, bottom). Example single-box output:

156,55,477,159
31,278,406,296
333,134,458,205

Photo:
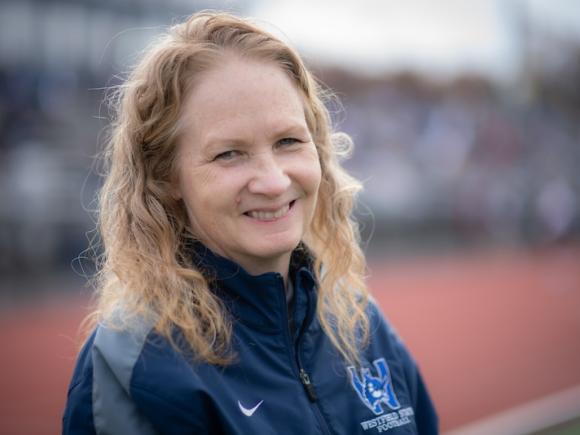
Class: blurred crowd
327,65,580,252
1,0,579,277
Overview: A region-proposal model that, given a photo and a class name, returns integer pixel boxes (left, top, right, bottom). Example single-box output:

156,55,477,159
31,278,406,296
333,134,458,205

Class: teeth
248,203,290,221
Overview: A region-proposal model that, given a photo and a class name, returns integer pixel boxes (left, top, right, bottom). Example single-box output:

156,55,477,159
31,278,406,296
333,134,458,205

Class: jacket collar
189,241,317,333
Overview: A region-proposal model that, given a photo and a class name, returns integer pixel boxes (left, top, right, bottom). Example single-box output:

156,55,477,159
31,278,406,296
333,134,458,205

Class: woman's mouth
245,200,295,221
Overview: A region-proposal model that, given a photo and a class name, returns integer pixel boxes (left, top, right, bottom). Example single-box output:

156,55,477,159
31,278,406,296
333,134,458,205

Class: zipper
277,274,332,435
299,369,318,401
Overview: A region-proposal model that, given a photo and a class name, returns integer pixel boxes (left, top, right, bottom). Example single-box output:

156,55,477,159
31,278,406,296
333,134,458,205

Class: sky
244,0,580,82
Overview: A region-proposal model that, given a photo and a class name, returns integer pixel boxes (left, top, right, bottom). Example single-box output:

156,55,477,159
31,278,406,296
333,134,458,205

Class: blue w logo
347,358,401,415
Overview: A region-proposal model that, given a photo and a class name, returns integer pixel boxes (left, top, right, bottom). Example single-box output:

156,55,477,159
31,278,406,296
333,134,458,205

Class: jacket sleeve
62,325,159,435
62,333,97,435
367,300,439,435
396,338,439,435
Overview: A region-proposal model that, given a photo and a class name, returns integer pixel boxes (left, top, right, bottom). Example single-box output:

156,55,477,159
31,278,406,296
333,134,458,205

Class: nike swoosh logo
238,400,263,417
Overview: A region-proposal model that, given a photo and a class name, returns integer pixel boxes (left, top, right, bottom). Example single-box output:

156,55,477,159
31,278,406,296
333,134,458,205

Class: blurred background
1,0,579,434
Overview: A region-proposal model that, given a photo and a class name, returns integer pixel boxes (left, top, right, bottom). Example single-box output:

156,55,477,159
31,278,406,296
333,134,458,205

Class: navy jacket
63,245,438,434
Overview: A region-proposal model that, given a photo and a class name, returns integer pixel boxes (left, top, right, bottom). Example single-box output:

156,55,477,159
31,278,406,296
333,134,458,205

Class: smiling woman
62,11,438,435
175,57,322,278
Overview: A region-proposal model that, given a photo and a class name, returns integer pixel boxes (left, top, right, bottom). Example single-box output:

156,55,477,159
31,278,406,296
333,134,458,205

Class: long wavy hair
89,11,370,366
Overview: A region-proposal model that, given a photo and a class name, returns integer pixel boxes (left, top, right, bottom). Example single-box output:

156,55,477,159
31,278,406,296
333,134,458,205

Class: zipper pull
299,369,318,402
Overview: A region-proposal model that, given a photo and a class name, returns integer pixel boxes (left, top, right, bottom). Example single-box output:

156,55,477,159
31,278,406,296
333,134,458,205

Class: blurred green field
533,417,580,435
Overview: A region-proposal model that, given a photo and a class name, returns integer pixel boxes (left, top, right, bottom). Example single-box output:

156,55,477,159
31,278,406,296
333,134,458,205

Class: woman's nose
247,154,291,197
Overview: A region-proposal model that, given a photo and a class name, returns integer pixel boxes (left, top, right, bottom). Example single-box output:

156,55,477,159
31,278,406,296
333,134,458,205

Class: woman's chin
251,241,299,261
240,236,301,265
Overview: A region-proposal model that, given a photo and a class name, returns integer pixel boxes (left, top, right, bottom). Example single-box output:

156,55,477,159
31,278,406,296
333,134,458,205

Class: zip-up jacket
63,245,438,434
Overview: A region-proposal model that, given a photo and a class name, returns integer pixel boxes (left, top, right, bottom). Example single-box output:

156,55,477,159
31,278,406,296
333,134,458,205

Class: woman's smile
244,200,296,222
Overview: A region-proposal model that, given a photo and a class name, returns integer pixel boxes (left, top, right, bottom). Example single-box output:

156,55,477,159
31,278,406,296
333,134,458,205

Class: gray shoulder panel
92,318,159,435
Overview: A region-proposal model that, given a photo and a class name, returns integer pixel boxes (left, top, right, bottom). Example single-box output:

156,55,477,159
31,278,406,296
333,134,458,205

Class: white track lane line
445,383,580,435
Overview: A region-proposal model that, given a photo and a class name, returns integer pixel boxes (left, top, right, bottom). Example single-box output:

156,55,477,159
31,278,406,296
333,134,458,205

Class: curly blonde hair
89,11,369,365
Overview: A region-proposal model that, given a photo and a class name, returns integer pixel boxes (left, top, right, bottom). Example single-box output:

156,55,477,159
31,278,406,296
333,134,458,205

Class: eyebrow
203,122,310,149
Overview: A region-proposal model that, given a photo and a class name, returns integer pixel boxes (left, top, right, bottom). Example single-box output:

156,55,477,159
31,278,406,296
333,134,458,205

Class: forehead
179,57,308,143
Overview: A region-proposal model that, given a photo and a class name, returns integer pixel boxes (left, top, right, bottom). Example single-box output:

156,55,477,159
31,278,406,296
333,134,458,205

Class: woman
63,11,438,435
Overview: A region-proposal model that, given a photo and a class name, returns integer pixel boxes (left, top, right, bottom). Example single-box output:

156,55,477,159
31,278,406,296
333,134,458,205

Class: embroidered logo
347,358,401,415
238,400,263,417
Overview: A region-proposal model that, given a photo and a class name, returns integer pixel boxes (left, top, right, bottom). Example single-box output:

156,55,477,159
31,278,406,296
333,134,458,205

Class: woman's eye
213,150,240,161
277,137,300,147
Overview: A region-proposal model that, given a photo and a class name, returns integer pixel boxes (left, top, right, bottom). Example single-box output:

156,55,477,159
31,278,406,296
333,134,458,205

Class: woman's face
175,57,322,276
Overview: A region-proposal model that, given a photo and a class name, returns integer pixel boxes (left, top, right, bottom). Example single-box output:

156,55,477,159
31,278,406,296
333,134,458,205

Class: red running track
1,245,579,434
368,245,580,430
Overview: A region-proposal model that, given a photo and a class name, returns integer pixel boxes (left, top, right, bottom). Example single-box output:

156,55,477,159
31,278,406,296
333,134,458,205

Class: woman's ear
167,170,183,200
168,155,183,200
169,180,183,201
